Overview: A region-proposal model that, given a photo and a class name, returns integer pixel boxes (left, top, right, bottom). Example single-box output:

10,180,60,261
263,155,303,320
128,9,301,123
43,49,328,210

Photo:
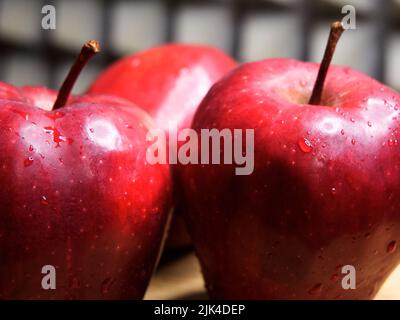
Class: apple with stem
0,41,172,299
88,44,236,248
180,22,400,299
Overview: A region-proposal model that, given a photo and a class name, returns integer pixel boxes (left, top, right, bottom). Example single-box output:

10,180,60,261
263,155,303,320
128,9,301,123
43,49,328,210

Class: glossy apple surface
180,58,400,299
89,44,236,248
0,84,172,299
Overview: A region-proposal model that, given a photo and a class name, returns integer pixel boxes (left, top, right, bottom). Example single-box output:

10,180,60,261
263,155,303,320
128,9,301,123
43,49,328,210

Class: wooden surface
145,253,400,300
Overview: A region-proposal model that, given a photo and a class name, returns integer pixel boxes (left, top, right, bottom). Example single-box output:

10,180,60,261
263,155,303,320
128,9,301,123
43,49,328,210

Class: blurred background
0,0,399,94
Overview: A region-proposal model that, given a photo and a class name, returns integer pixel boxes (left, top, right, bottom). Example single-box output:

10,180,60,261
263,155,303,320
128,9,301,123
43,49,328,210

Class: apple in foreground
89,44,236,248
0,41,172,299
180,22,400,299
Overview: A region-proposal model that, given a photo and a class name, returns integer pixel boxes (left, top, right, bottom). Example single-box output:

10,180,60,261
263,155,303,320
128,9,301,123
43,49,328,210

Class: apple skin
0,84,172,299
89,44,236,248
180,58,400,299
88,44,236,132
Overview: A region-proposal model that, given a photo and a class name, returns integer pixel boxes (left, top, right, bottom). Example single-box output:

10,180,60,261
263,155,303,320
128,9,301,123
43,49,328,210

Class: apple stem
308,21,345,105
52,40,100,110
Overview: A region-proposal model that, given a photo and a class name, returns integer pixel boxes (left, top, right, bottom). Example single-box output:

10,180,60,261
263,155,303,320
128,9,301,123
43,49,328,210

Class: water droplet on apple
308,283,322,296
387,241,397,253
367,121,372,127
350,118,355,123
45,111,65,120
41,196,49,206
298,138,313,153
101,277,116,295
44,126,66,147
388,138,395,146
29,145,34,152
69,277,80,289
351,139,356,145
24,157,34,167
11,109,29,120
330,274,339,282
340,129,345,135
299,80,307,87
331,187,336,195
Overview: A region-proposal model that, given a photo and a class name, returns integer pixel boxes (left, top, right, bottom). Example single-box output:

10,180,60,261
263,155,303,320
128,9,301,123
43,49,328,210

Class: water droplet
351,139,356,145
367,121,372,127
69,277,80,289
29,145,34,152
299,80,307,87
308,283,322,296
387,241,397,253
340,129,345,135
330,274,339,282
331,187,336,194
11,108,29,120
350,118,355,123
44,126,66,147
298,138,313,153
24,157,34,167
101,277,116,295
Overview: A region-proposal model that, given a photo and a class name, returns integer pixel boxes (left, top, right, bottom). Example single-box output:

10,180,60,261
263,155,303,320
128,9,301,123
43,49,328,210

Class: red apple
180,22,400,299
0,41,172,299
88,44,236,248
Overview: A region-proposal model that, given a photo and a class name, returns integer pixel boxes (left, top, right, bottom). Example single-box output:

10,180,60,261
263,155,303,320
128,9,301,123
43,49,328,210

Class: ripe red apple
88,44,236,248
180,22,400,299
0,41,172,299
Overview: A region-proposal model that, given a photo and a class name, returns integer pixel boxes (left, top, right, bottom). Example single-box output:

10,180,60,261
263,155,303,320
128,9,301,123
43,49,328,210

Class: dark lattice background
0,0,399,93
